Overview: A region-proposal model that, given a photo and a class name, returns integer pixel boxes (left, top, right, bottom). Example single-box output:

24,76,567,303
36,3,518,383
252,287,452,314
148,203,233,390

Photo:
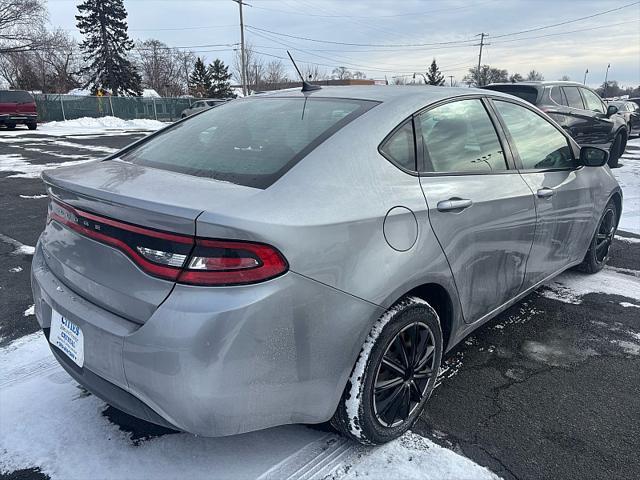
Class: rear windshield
484,85,540,105
121,97,376,189
0,90,34,103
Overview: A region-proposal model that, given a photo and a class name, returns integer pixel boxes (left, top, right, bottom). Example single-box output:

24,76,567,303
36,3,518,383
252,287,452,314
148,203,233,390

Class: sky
46,0,640,88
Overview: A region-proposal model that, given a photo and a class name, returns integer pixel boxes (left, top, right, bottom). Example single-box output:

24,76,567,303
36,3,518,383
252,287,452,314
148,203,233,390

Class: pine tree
426,59,445,86
189,57,211,98
207,59,234,98
76,0,142,96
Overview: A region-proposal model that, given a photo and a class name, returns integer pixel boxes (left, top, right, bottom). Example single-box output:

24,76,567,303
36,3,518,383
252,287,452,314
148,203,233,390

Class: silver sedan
32,86,621,445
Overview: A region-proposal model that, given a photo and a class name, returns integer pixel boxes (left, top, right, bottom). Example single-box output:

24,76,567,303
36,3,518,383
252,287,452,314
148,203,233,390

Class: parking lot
1,126,639,480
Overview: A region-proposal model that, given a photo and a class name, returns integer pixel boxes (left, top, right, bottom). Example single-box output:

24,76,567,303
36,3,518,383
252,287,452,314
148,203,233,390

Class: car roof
254,84,512,104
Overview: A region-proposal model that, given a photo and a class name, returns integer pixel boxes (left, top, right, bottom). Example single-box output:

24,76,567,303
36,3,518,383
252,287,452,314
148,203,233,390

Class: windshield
121,97,376,189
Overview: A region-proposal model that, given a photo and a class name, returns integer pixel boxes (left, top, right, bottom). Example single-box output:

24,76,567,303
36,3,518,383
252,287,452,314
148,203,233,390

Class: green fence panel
34,94,195,123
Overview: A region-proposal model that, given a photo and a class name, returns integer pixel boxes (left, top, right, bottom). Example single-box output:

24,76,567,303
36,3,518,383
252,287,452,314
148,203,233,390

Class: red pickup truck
0,90,38,130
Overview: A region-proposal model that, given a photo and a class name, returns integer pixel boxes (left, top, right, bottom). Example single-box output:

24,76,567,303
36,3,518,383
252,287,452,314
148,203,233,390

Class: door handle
537,188,555,199
437,198,473,212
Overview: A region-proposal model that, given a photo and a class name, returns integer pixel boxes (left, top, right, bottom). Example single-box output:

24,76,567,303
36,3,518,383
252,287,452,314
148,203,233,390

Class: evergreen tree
207,59,234,98
189,57,211,97
76,0,142,96
426,59,445,86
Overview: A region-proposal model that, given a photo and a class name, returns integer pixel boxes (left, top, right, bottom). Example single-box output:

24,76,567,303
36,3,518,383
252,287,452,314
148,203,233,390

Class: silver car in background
32,86,621,445
180,98,227,118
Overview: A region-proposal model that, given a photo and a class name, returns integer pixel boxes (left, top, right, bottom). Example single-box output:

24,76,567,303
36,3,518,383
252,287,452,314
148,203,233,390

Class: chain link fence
33,94,193,123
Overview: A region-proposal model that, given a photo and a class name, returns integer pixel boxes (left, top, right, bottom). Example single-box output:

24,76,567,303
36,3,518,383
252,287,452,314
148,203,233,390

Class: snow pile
0,333,498,480
41,116,165,132
0,153,94,179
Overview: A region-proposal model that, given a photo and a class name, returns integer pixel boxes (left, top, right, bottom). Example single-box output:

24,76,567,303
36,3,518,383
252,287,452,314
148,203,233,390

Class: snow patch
0,233,35,256
540,267,640,304
23,305,35,317
620,302,640,308
9,266,23,273
0,116,165,137
615,235,640,244
0,153,95,178
614,139,640,234
334,432,499,480
19,194,47,199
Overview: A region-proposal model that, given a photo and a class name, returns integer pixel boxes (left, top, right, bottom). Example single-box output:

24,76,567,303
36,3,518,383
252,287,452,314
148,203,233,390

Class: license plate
50,309,84,367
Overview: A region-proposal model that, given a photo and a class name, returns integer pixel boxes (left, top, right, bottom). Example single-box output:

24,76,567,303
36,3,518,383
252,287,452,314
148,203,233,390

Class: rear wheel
577,200,617,274
331,297,442,445
27,122,37,130
6,123,16,130
608,132,625,168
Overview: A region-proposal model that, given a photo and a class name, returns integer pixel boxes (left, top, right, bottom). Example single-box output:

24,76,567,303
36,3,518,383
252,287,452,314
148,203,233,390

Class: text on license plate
50,309,84,367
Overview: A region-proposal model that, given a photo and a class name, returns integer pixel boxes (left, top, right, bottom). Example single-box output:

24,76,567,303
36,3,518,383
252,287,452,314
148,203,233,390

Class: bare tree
559,75,571,81
135,39,188,96
352,71,367,79
526,69,544,81
392,76,407,85
0,0,47,54
302,64,327,81
233,43,264,92
332,66,352,80
263,59,288,86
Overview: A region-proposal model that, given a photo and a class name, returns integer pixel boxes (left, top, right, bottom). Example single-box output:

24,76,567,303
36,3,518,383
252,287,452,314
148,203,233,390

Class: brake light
48,200,288,285
178,239,288,286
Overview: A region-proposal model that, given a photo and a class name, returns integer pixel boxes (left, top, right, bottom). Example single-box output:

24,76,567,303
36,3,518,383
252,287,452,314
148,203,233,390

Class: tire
27,122,37,130
331,296,443,445
6,123,16,130
577,199,618,274
608,132,625,168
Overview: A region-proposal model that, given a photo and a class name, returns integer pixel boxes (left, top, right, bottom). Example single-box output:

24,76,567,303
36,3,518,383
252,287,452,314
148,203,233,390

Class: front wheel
331,297,442,445
577,200,618,274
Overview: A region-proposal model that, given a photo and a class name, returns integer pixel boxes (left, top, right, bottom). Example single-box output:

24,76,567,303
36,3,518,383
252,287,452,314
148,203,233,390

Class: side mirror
580,146,608,167
606,105,619,117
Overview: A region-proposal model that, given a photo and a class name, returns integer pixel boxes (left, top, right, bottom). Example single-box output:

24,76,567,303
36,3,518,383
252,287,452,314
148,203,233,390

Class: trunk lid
41,159,260,323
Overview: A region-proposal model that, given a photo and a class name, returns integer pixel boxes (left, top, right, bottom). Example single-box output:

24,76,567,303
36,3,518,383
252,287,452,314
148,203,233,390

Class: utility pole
233,0,248,97
603,63,611,97
583,68,589,85
475,33,488,86
448,75,454,87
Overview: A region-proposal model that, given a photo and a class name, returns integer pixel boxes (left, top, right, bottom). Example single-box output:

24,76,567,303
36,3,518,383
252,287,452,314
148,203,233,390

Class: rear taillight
48,200,288,286
178,239,288,286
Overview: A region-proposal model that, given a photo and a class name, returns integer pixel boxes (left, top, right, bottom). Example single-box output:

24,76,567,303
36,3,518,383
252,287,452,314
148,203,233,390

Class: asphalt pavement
1,128,639,480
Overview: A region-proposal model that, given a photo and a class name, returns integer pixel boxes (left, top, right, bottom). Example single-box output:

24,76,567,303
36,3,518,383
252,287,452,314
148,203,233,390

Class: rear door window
550,87,567,106
580,89,605,114
379,121,416,171
121,97,377,189
483,86,539,104
494,100,575,170
417,99,507,173
0,90,34,103
562,87,585,110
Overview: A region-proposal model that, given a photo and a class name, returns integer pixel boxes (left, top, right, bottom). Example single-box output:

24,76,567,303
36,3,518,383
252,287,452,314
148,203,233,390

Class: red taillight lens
178,239,288,286
49,200,288,286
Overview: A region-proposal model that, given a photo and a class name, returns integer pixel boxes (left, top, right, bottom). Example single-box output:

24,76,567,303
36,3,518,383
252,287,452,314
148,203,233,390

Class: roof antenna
287,50,321,93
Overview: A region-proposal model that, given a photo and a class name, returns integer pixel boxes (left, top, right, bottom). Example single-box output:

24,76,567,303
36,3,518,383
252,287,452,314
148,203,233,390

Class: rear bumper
0,113,37,124
32,240,382,436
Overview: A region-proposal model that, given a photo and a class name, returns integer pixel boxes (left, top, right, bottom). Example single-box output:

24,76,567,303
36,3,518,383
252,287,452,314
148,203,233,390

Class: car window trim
412,95,516,177
487,97,581,173
579,87,606,114
548,86,568,107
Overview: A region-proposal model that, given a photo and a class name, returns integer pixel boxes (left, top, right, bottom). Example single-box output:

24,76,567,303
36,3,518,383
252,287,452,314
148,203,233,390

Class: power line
491,0,640,39
246,25,478,48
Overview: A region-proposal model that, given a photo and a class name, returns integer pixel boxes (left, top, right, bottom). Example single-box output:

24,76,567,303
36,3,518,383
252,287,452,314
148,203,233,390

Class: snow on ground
0,334,499,480
541,266,640,306
0,116,165,136
614,137,640,234
0,153,95,179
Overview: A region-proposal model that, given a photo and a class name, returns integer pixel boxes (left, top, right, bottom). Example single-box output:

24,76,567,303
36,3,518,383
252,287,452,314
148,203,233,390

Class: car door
579,87,614,145
490,99,595,287
416,97,537,324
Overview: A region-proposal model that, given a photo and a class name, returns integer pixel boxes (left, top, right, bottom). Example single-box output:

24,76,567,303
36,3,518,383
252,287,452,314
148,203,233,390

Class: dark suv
482,82,628,167
0,90,38,130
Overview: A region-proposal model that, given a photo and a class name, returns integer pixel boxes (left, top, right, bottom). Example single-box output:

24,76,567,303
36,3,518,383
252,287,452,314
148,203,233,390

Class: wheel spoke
410,323,419,367
415,345,434,371
382,356,406,376
409,380,423,402
379,384,405,422
375,376,404,394
389,385,409,425
394,333,410,369
414,367,434,380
